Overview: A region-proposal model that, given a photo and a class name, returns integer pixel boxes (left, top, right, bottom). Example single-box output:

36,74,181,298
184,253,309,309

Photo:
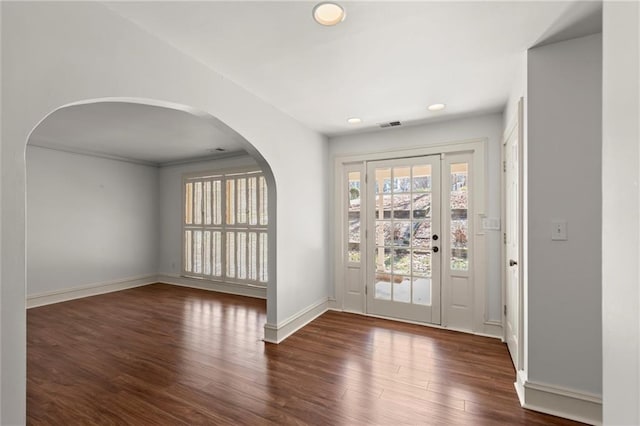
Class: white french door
366,155,442,324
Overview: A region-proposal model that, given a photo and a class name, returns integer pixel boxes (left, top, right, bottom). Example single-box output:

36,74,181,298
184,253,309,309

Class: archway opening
25,97,277,325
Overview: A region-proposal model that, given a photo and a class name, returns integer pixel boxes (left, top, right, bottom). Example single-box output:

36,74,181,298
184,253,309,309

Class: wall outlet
551,220,568,241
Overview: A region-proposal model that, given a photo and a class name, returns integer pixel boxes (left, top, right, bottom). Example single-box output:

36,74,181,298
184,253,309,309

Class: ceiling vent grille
379,121,402,128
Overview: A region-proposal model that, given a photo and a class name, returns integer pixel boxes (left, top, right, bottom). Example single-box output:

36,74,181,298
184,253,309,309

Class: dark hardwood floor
28,283,582,425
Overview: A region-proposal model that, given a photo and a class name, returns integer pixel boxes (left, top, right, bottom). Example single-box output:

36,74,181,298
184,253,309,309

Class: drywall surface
1,2,328,422
26,146,159,296
330,113,504,322
527,33,602,395
503,52,527,132
602,2,640,424
157,155,259,276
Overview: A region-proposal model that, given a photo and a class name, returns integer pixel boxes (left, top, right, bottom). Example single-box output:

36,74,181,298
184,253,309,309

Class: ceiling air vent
379,121,402,128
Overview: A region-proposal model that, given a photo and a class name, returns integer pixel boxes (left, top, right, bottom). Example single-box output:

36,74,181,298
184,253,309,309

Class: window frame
182,166,268,287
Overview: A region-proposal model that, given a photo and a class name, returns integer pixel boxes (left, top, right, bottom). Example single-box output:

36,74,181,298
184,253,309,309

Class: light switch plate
552,220,568,241
482,217,501,230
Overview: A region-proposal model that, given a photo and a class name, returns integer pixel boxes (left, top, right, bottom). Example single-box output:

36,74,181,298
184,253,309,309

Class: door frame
501,98,525,370
332,138,500,337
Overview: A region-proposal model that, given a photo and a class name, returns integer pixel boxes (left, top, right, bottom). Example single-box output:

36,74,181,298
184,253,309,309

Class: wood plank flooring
28,283,582,425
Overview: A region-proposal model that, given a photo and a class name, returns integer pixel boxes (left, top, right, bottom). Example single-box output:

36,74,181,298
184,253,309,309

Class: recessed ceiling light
313,2,346,26
347,117,362,124
428,103,446,112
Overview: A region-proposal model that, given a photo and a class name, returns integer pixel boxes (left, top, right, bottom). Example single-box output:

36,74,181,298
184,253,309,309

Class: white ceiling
29,102,247,166
32,1,602,164
105,0,602,135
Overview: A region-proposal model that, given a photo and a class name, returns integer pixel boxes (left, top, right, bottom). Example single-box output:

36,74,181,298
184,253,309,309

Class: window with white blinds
183,170,268,286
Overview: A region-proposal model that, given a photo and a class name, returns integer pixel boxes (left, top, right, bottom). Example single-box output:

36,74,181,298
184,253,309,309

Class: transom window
183,170,268,286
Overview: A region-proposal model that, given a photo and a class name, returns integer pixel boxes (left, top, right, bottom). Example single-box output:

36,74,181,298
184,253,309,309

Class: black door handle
432,246,439,253
509,259,518,266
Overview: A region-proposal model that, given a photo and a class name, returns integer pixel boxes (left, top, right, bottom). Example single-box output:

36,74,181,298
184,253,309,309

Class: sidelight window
450,163,469,271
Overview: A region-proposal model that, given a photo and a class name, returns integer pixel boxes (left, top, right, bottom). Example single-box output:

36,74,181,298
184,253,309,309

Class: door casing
333,139,500,337
502,98,525,370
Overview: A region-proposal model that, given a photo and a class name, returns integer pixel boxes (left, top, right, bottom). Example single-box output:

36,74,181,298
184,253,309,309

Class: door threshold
329,308,499,339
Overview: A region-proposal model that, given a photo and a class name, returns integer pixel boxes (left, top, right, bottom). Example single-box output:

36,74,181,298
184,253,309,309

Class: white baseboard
327,298,339,310
26,274,157,308
264,297,328,344
516,371,602,425
477,320,503,339
156,273,266,299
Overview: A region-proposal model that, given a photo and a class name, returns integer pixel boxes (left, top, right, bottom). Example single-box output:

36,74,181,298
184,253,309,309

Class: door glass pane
375,273,392,300
393,276,411,303
185,183,193,225
412,250,431,277
392,249,410,275
348,171,361,263
392,221,411,247
412,165,431,192
376,221,392,246
450,163,469,271
413,221,431,248
392,194,411,219
412,192,431,219
375,247,392,274
392,167,411,193
375,168,391,194
375,194,392,219
412,277,431,306
193,182,202,225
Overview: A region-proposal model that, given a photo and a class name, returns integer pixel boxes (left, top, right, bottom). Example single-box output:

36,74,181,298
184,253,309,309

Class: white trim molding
516,371,602,425
157,273,266,299
333,138,495,337
264,298,329,344
26,274,157,308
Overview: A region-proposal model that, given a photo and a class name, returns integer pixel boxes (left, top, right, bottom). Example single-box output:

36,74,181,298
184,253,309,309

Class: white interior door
366,156,441,324
504,117,521,368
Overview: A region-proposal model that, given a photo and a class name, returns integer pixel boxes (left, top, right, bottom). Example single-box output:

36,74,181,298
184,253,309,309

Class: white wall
157,155,259,276
1,2,328,423
503,52,527,132
329,113,504,322
26,146,159,296
527,33,602,396
602,2,640,424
